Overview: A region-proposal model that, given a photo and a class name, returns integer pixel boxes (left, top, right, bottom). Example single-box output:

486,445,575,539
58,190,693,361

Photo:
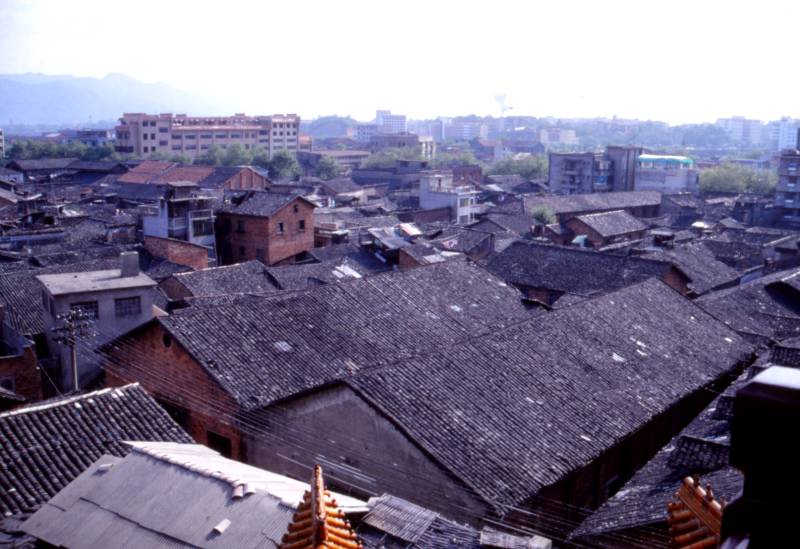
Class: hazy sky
1,0,798,123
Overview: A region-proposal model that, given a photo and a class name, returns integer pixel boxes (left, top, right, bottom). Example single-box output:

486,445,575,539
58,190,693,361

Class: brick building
115,113,299,159
216,192,316,265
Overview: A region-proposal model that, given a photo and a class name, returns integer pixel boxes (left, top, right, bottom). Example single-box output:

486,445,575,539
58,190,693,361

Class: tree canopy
314,156,342,180
6,139,122,162
361,147,425,169
267,149,301,179
699,163,777,195
531,204,556,225
487,155,548,180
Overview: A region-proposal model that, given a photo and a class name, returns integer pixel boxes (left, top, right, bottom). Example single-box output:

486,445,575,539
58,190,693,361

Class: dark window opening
115,297,141,317
207,430,232,458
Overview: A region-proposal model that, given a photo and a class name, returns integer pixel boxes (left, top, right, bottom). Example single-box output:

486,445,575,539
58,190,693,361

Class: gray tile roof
170,260,279,298
228,191,309,217
484,241,677,298
643,241,741,295
106,260,532,410
574,210,648,237
346,279,752,511
0,384,191,516
524,191,661,216
571,371,751,542
696,267,800,342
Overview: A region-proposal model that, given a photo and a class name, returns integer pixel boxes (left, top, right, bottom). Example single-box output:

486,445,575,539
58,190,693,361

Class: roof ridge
0,382,140,418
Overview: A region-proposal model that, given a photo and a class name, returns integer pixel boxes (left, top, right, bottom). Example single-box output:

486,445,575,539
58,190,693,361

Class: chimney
120,251,140,277
721,365,800,547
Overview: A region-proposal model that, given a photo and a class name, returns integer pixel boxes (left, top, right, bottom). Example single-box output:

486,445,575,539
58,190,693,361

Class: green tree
314,156,341,180
431,151,482,170
531,204,556,225
251,149,271,169
361,147,424,169
194,144,224,166
699,163,776,195
487,155,548,180
222,144,253,167
267,149,300,179
170,154,193,165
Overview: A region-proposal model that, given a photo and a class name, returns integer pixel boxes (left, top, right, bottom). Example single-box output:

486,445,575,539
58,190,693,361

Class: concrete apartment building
716,116,764,146
36,252,156,391
419,171,479,224
634,154,699,194
539,127,578,147
115,113,300,159
775,146,800,226
444,121,488,141
548,146,698,195
141,182,218,266
375,110,407,134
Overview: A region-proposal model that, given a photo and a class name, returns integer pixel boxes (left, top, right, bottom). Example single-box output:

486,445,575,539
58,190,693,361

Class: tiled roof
0,384,191,516
484,241,677,298
105,260,533,410
347,279,752,512
22,442,366,549
696,267,800,342
643,241,740,295
279,465,362,549
571,371,749,542
6,158,78,171
573,210,648,237
524,191,661,216
151,165,215,184
116,161,176,183
308,243,389,274
230,191,307,217
266,260,368,290
170,260,279,297
321,178,362,194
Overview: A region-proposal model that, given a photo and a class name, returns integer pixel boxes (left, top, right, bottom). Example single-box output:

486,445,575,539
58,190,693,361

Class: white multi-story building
716,116,764,146
777,117,800,150
444,121,488,141
375,110,407,134
634,154,699,194
115,113,300,159
419,171,480,224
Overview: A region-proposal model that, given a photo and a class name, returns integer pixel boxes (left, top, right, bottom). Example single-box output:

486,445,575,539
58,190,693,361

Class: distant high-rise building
0,127,4,159
114,113,300,159
444,121,488,141
775,148,800,226
716,116,764,146
539,127,579,147
375,110,407,134
777,117,800,150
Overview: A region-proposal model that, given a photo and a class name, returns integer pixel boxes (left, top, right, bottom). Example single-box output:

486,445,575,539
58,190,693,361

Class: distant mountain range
0,73,222,128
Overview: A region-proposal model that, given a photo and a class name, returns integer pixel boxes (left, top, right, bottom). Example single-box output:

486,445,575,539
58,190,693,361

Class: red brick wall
144,236,209,271
218,199,315,265
0,346,42,402
104,322,243,460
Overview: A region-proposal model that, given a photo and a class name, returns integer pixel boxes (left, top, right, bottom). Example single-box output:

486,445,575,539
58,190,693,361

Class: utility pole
51,308,92,393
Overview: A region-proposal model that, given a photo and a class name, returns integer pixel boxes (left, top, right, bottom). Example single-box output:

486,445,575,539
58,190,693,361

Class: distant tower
495,94,512,135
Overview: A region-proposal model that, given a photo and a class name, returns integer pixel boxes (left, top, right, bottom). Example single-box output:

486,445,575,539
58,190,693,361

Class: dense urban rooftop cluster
1,112,799,548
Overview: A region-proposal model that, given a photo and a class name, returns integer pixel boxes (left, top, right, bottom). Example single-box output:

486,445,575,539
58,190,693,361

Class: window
298,219,305,232
70,301,98,320
159,140,168,146
143,146,149,153
172,134,182,139
237,220,246,233
230,133,242,138
293,204,299,213
200,134,212,139
150,133,156,139
277,222,285,234
215,134,226,139
256,248,265,262
186,145,197,150
192,219,213,236
115,297,141,317
143,133,149,140
159,127,167,133
206,430,232,458
184,134,196,139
